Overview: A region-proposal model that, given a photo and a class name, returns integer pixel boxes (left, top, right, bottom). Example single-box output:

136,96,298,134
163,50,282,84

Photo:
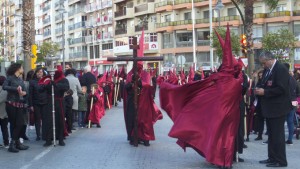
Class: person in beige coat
0,76,9,148
65,69,82,132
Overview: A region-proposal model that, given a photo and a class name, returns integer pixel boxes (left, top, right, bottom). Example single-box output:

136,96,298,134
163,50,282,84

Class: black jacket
259,61,292,118
29,78,48,106
3,75,26,103
80,72,96,94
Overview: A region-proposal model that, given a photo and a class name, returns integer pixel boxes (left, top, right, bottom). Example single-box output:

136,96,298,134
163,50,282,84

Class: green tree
261,28,297,62
38,42,60,63
212,27,240,60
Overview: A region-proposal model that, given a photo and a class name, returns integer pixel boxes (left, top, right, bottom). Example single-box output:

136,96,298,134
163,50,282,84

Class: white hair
84,65,91,72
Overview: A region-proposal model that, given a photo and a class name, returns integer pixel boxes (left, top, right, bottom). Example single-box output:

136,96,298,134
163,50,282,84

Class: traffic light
31,44,37,69
240,34,247,55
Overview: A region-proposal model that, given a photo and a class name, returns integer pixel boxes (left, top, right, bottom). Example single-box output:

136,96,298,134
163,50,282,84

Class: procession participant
88,84,105,128
0,76,9,148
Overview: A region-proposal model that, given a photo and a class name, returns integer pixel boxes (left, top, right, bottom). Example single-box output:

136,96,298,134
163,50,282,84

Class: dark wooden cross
107,37,163,147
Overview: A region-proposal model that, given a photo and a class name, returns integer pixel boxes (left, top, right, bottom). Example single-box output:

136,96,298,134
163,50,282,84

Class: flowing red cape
159,25,243,167
88,87,105,123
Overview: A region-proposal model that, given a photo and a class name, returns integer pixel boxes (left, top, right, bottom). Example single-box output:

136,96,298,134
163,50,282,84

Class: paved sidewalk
0,95,299,169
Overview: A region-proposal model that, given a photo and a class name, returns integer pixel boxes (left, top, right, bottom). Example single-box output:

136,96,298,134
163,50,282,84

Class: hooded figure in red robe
38,65,70,146
159,25,243,168
88,84,105,127
123,64,163,146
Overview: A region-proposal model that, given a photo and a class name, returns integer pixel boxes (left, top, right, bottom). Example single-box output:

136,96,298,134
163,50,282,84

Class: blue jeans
78,111,86,127
286,107,296,141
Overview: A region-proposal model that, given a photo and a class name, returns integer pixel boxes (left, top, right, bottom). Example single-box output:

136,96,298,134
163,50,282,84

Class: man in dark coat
255,51,291,167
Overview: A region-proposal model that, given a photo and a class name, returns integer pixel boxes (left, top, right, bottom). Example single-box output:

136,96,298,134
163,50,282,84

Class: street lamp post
215,0,224,27
57,4,67,72
209,0,214,69
13,14,23,63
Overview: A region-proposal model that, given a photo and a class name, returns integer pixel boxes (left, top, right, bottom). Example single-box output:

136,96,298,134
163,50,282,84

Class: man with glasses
255,51,291,167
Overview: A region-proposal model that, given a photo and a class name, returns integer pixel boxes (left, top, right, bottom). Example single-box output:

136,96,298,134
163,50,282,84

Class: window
165,14,171,22
203,11,209,19
276,4,286,12
90,45,100,59
254,6,262,13
294,23,300,38
128,36,134,45
102,43,113,50
184,12,191,20
228,7,237,16
149,33,157,42
163,33,173,48
177,32,192,42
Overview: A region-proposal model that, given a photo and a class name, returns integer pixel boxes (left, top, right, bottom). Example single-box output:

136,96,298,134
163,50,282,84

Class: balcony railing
68,22,85,31
253,13,267,19
55,0,64,8
43,31,51,37
174,0,192,5
69,51,87,58
196,18,218,24
115,10,126,18
197,40,210,46
43,18,51,25
115,29,127,35
102,1,113,9
55,27,63,34
68,8,82,17
135,4,148,13
155,1,173,8
55,14,63,21
267,11,291,18
135,24,148,32
84,35,96,43
99,32,113,41
69,37,85,45
43,5,51,12
293,10,300,16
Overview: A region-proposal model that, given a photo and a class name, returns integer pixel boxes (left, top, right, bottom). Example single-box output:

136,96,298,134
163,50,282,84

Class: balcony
85,2,98,13
42,5,51,13
69,51,88,59
43,17,51,25
55,13,63,22
134,3,155,16
294,10,300,16
135,24,148,32
68,22,85,31
101,1,113,9
69,37,85,45
115,29,127,35
96,16,113,26
68,8,82,18
197,40,210,46
43,31,51,38
155,1,173,13
114,6,134,20
99,32,113,41
265,11,292,23
253,13,267,24
84,35,96,44
68,0,81,5
55,27,63,35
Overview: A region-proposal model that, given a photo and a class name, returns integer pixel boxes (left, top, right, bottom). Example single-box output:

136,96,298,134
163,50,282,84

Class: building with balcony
84,0,114,73
155,0,300,71
113,0,159,72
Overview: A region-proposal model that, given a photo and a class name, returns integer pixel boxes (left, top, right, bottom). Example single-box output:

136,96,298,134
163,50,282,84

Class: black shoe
245,138,249,142
96,124,101,128
71,128,76,130
266,162,287,167
254,136,262,141
286,140,293,145
243,144,248,148
22,135,29,141
43,142,52,147
233,157,244,162
68,130,72,134
59,141,65,146
15,140,29,150
259,159,275,164
262,140,268,144
143,140,150,147
36,137,41,141
8,141,19,153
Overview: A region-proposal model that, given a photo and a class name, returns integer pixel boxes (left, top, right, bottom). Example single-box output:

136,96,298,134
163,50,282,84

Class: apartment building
155,0,300,70
113,0,159,71
0,0,23,62
84,0,114,72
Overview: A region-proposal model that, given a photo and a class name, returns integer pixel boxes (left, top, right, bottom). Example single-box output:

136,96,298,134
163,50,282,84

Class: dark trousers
266,116,287,165
0,118,9,145
6,103,24,141
34,104,47,138
125,99,135,141
235,101,245,154
255,112,265,137
65,107,73,132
